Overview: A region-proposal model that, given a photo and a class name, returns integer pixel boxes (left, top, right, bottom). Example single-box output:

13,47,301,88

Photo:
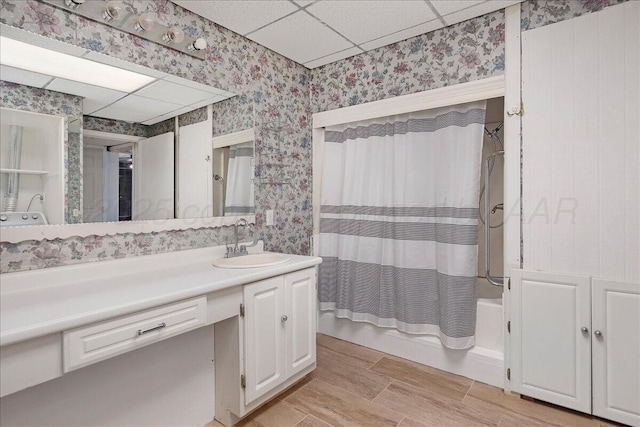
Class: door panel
592,279,640,426
285,269,316,378
511,270,591,413
243,277,285,405
133,132,174,220
177,120,212,218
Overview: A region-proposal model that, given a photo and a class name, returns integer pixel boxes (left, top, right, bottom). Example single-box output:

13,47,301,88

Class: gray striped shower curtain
317,101,486,349
225,143,255,216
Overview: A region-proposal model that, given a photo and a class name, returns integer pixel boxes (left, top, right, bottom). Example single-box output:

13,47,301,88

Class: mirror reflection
0,26,255,227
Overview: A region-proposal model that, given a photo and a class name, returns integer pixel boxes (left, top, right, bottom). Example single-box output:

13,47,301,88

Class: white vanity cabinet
1,246,322,427
215,267,317,426
510,270,640,426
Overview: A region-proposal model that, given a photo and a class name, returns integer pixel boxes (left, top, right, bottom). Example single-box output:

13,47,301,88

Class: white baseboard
318,313,505,388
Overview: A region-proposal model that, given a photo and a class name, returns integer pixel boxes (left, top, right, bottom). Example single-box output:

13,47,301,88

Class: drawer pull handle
137,322,167,336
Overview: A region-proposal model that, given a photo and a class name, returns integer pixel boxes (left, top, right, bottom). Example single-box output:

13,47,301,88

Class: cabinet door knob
581,327,589,334
281,315,288,322
594,330,603,337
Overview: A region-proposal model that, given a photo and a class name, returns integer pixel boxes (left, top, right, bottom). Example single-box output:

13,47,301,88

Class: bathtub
317,277,506,387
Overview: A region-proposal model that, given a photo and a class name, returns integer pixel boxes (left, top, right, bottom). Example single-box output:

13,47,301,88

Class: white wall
0,326,215,427
478,119,505,279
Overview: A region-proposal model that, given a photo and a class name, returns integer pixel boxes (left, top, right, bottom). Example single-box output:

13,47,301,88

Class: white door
511,269,591,413
83,146,105,223
103,151,119,222
284,268,316,378
521,1,639,283
243,277,286,405
592,279,640,426
177,119,212,218
132,132,174,221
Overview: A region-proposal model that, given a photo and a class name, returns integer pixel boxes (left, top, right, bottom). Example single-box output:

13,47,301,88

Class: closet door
521,1,639,283
510,269,591,413
592,279,640,426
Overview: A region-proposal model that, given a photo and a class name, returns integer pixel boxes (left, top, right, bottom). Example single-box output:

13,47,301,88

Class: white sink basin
212,252,291,269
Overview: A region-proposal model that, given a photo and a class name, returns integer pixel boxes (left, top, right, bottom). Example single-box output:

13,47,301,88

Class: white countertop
0,244,322,347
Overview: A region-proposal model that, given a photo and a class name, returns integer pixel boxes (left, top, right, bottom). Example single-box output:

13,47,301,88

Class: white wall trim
312,75,505,129
83,129,144,143
318,313,504,388
502,2,521,394
212,128,255,149
0,215,255,243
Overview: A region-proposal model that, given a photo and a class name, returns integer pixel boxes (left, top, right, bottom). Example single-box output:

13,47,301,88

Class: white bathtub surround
0,244,321,426
318,102,487,350
318,283,505,388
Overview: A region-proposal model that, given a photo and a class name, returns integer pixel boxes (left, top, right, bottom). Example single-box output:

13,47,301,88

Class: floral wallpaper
1,225,254,272
0,80,83,224
309,11,505,113
179,106,208,127
0,0,310,273
213,95,255,136
83,116,149,137
521,0,630,30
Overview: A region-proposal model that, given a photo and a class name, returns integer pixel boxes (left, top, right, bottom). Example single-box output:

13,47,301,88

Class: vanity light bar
40,0,207,60
0,37,155,93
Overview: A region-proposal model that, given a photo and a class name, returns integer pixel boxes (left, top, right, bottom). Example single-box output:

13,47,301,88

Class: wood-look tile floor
207,334,623,427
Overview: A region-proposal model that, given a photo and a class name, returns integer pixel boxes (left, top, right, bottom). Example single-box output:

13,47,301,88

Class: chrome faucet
225,218,265,258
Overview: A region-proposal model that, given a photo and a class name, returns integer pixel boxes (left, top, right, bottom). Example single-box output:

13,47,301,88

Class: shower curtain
225,142,255,216
318,101,486,349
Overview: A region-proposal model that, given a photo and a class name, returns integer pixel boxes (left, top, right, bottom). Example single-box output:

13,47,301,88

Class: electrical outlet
266,210,274,226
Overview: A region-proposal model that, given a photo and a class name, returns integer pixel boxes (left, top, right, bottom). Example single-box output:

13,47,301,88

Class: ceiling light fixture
102,0,123,22
134,12,157,32
40,0,206,59
163,27,185,44
64,0,84,10
187,38,207,52
0,37,156,93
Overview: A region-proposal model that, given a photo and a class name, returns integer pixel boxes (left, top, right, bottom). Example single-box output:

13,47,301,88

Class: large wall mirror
0,24,256,240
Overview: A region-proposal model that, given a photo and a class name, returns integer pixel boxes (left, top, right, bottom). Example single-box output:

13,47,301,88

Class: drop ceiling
174,0,522,69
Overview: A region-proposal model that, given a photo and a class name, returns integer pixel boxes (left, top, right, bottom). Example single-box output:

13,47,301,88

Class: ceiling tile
441,1,521,26
248,11,354,65
359,20,443,53
91,105,158,124
0,65,52,88
304,46,363,68
111,95,182,115
174,0,298,36
293,0,315,7
135,80,212,105
46,78,126,103
83,52,166,79
83,99,112,115
429,1,486,17
307,1,436,45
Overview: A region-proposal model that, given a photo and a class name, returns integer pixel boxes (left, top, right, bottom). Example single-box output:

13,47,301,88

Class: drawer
63,297,207,372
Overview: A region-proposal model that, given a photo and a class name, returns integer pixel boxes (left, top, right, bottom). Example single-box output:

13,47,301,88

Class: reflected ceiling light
187,38,207,52
134,12,156,32
103,1,124,22
162,27,185,44
0,37,155,92
40,0,207,59
64,0,84,9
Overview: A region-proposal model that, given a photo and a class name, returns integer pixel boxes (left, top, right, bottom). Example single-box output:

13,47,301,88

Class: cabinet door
284,268,317,378
510,270,591,413
243,277,286,405
592,279,640,426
